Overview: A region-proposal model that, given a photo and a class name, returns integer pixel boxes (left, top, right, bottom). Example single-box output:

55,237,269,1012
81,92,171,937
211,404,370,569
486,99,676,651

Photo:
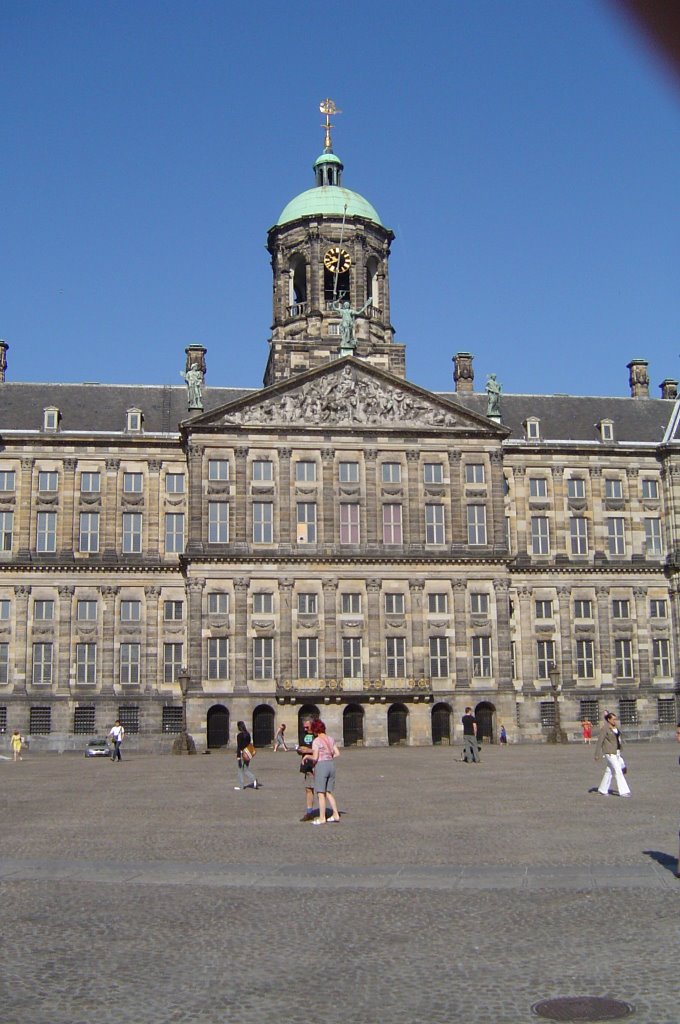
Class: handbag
299,757,313,773
241,743,255,763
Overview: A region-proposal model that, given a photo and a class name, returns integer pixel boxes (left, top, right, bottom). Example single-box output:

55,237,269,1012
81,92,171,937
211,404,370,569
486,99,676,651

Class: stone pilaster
517,586,533,685
186,577,205,687
633,586,650,689
322,578,338,680
366,579,382,680
17,459,33,555
103,460,120,556
233,578,250,692
61,459,77,555
452,580,469,689
493,578,513,688
448,452,464,548
186,445,204,554
278,578,294,683
557,586,573,685
595,586,612,677
233,447,249,548
278,447,292,549
147,460,162,558
408,578,426,678
405,450,420,547
489,450,507,554
100,585,119,694
12,585,31,692
57,585,74,692
365,450,378,546
321,448,335,548
144,586,161,692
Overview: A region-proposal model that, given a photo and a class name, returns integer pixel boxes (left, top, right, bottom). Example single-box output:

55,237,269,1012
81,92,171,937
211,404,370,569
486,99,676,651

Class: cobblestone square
1,740,678,1024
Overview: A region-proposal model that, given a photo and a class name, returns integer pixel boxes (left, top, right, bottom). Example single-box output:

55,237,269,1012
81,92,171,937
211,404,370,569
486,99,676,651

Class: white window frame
120,642,141,685
36,511,57,553
472,636,492,677
429,636,449,678
382,503,403,545
425,504,445,544
467,504,487,546
32,642,53,685
297,637,318,679
530,516,550,555
208,637,229,680
122,513,143,554
424,463,443,484
338,461,359,483
79,512,100,553
342,637,363,679
76,642,97,685
253,637,274,679
570,517,588,555
253,502,273,544
208,502,229,544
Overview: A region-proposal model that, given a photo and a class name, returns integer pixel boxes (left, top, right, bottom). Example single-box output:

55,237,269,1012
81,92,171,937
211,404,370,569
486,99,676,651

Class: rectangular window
576,640,595,679
339,461,359,483
341,593,362,614
253,637,274,679
612,599,630,619
382,504,403,544
297,637,318,679
0,511,13,551
529,477,548,498
618,698,638,726
120,643,140,685
297,593,317,614
295,461,316,482
120,600,141,623
652,638,671,678
34,599,54,621
657,697,677,725
165,513,185,554
118,705,139,733
536,640,556,679
162,707,184,734
470,593,489,616
32,642,53,685
573,599,593,619
73,706,96,735
535,599,553,619
122,513,143,553
77,600,97,621
163,643,183,683
76,643,97,684
296,502,317,544
207,637,229,679
425,504,445,544
208,502,229,544
386,637,406,678
0,599,9,620
164,600,184,621
465,463,485,484
79,512,100,553
530,516,550,555
428,592,448,614
36,512,57,553
384,593,405,615
472,636,492,677
381,462,401,484
641,478,659,500
339,503,360,544
123,472,143,494
429,636,449,678
511,640,517,679
252,460,273,482
207,593,229,616
604,478,623,500
165,473,185,494
30,706,51,734
649,599,667,619
567,477,585,499
252,592,272,615
467,504,487,545
0,643,8,684
208,459,229,481
38,471,58,492
423,463,443,484
570,517,588,555
614,639,634,679
253,502,273,543
0,470,16,492
342,637,362,679
644,518,662,556
80,471,100,494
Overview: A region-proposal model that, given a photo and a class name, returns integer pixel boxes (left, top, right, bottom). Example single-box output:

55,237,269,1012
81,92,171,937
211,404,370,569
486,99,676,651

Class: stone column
512,466,527,555
634,586,650,690
233,578,250,692
144,586,161,693
448,452,464,549
57,585,74,692
517,586,534,685
278,578,294,683
366,579,382,681
146,460,162,558
278,447,292,551
103,460,120,557
322,579,338,681
405,451,421,549
186,445,204,554
590,468,604,556
557,586,573,685
186,577,205,688
551,466,566,556
408,578,426,679
489,450,507,554
670,579,680,691
365,449,378,547
493,578,513,688
233,447,249,548
17,459,33,555
100,585,119,694
12,585,31,692
321,448,335,550
595,586,612,678
61,459,78,556
452,580,469,690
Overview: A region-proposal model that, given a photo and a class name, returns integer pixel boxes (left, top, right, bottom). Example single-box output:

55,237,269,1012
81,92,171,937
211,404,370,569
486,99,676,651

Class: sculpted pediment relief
208,363,491,431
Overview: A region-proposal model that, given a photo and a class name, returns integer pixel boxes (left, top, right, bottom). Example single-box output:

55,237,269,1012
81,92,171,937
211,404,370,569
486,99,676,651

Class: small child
11,729,23,762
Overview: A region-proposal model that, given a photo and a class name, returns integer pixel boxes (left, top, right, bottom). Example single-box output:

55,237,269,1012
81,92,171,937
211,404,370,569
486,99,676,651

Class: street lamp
172,667,196,755
547,662,568,744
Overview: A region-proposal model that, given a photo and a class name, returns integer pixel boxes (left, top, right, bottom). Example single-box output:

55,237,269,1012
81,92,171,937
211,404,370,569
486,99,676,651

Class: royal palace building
1,107,679,751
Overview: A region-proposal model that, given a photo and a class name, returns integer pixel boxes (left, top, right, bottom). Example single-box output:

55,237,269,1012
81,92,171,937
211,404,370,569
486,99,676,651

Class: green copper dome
276,185,383,227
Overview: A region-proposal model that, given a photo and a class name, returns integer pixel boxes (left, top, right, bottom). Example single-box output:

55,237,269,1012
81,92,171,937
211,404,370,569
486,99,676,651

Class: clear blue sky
1,0,678,398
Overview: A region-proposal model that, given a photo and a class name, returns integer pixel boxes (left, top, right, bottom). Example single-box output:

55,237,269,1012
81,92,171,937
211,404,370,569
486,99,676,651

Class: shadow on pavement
643,849,678,876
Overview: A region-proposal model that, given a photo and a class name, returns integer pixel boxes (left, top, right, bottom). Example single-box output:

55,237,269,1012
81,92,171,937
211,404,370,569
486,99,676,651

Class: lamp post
547,662,568,744
173,667,196,755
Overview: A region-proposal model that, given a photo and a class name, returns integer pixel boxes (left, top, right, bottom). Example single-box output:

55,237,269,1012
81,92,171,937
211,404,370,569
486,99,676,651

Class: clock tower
264,100,404,385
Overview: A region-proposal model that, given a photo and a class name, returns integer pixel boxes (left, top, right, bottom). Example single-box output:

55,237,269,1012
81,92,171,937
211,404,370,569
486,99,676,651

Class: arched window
365,256,380,311
207,704,229,749
289,255,307,307
431,702,452,745
252,704,275,747
387,703,409,746
343,704,364,747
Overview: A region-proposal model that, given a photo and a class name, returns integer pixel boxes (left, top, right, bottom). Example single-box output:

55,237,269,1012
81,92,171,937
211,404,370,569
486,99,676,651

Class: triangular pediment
185,358,506,436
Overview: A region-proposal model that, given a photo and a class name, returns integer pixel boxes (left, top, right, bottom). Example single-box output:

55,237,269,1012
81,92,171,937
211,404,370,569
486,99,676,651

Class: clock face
324,246,351,273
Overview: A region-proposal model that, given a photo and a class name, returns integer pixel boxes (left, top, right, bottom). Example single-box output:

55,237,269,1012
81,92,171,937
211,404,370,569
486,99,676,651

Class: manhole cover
532,996,634,1021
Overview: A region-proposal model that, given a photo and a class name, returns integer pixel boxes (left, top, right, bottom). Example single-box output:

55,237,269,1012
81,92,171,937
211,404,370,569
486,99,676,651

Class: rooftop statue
331,294,373,351
181,362,204,411
486,373,502,418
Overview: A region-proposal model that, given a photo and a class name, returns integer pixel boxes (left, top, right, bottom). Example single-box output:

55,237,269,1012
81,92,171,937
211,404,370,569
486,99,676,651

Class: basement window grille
73,706,96,735
162,706,184,734
118,705,139,734
29,706,51,735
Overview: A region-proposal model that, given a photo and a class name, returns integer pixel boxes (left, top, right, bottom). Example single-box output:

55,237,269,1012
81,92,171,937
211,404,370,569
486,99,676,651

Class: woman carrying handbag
309,719,340,825
235,720,259,790
594,712,630,797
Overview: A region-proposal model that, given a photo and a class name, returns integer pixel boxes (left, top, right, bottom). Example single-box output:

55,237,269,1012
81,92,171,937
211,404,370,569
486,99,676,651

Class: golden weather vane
320,98,341,152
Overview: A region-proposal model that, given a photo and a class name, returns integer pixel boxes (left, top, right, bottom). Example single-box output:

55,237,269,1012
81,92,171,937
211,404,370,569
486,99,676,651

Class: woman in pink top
309,719,340,825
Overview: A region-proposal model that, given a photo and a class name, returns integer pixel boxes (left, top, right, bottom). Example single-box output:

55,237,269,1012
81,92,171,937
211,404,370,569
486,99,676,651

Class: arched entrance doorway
431,702,452,745
252,704,275,747
387,703,408,746
475,701,496,745
298,704,320,744
207,704,229,749
343,704,364,746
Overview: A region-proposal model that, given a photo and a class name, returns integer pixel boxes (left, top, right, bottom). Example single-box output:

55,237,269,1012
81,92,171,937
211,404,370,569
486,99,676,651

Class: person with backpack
235,720,259,790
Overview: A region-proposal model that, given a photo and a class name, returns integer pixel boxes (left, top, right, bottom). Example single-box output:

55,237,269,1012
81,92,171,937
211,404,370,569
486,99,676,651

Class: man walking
109,719,125,762
461,706,480,763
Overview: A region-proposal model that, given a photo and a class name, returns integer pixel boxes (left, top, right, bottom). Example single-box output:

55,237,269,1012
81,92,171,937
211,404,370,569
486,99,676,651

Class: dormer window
599,419,614,442
525,418,540,440
126,408,142,433
43,407,59,432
